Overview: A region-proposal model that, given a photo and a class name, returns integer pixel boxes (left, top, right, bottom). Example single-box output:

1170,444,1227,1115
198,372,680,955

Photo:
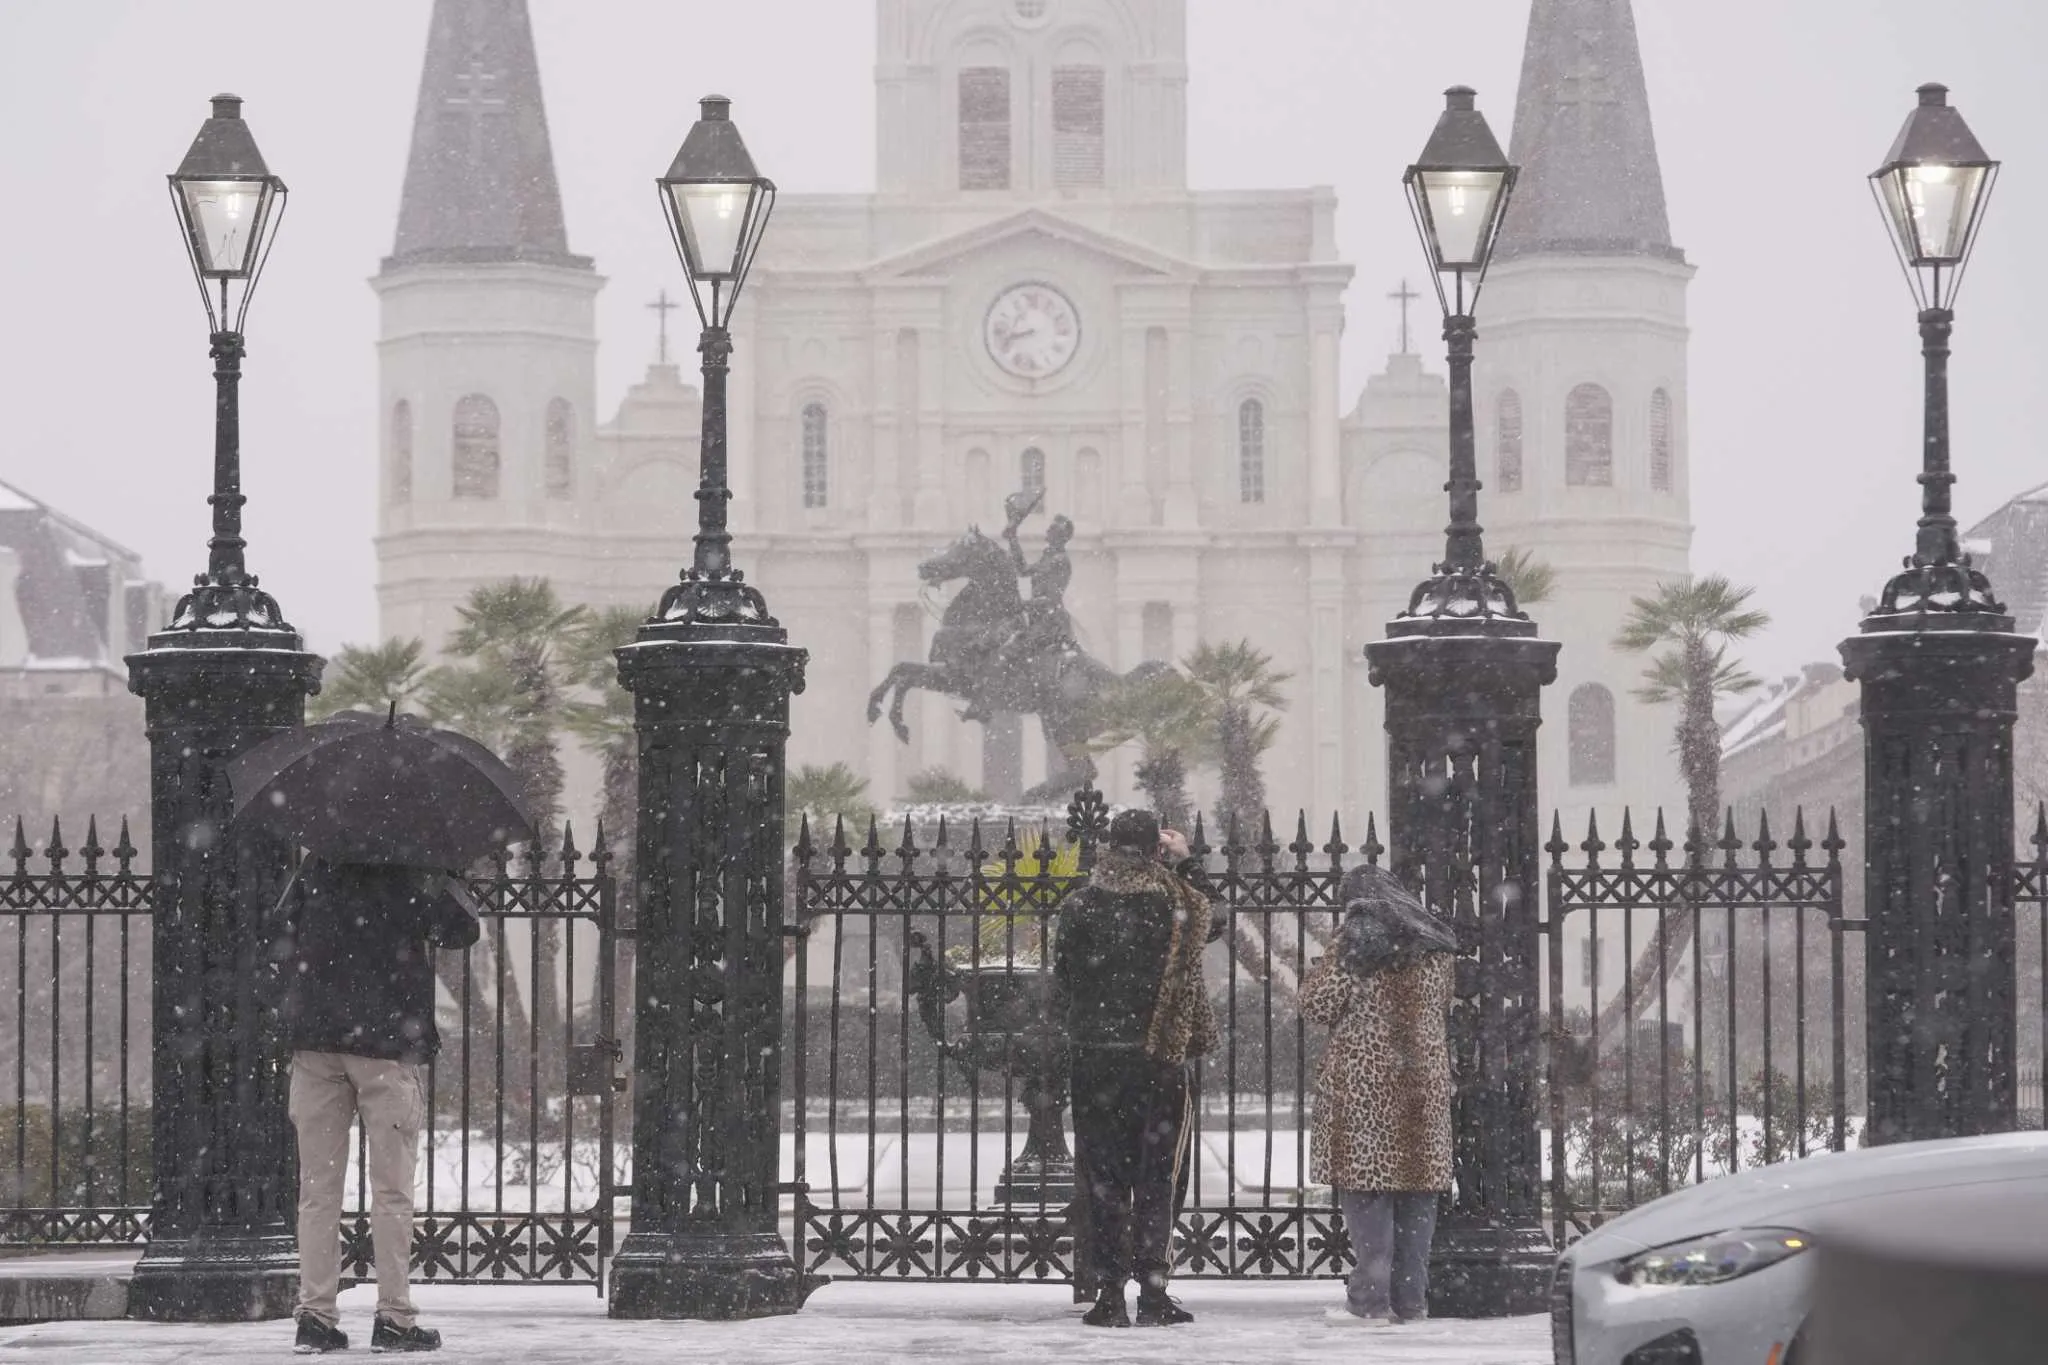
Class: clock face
984,283,1082,380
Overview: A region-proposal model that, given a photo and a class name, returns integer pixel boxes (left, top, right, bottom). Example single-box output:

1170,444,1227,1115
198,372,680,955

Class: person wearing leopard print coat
1301,863,1457,1326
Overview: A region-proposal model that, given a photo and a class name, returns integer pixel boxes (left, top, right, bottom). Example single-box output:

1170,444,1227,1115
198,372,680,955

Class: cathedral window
1020,446,1046,498
389,400,413,505
801,402,829,509
1238,398,1266,504
1650,388,1673,492
544,398,574,499
1568,683,1617,786
1497,390,1523,493
959,68,1012,191
1053,67,1105,189
1565,383,1613,487
452,394,500,500
1013,0,1048,18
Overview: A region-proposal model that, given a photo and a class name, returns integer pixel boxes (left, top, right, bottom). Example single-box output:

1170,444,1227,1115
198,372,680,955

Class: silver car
1553,1131,2048,1365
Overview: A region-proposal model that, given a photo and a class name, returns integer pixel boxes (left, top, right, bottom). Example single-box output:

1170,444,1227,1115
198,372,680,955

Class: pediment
864,209,1194,283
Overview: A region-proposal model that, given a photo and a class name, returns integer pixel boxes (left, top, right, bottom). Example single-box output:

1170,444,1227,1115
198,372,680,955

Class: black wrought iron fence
1542,808,1856,1245
0,817,626,1292
0,817,153,1245
787,795,1379,1283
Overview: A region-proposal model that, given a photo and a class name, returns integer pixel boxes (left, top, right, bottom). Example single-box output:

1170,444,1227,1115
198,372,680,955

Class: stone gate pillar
1367,614,1557,1317
125,594,321,1320
608,599,808,1319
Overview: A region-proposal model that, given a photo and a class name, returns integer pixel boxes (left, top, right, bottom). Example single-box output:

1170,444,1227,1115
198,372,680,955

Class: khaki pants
289,1050,425,1328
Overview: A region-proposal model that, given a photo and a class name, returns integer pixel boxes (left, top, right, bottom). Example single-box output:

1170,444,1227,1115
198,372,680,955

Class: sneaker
369,1317,441,1353
294,1315,349,1354
1081,1285,1131,1328
1135,1291,1194,1326
1324,1306,1394,1327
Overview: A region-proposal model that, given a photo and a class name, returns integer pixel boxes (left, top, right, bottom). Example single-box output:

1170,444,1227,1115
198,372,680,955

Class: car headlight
1616,1228,1812,1288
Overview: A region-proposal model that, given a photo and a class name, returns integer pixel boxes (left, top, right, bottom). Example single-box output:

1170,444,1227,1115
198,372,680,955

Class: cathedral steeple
1497,0,1679,262
386,0,586,271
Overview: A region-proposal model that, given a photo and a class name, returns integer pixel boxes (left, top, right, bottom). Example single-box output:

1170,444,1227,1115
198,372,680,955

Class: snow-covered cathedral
373,0,1690,830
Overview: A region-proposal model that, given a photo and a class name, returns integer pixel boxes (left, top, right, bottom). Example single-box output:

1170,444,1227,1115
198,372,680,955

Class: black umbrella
228,706,536,868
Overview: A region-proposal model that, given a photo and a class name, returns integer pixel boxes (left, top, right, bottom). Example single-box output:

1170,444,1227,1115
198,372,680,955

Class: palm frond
311,637,427,720
1494,546,1557,607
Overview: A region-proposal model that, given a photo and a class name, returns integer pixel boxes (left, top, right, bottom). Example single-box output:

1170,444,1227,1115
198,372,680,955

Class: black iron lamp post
1841,83,2032,1145
609,95,808,1321
125,94,321,1322
1364,86,1558,1317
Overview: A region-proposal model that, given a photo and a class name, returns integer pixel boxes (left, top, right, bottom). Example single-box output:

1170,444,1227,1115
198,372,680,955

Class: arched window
1565,384,1613,487
1020,446,1046,497
388,400,413,505
1650,389,1673,492
452,394,500,500
1496,390,1523,493
1238,398,1266,504
544,398,574,499
801,402,829,509
1568,683,1617,786
959,67,1012,191
1053,66,1105,189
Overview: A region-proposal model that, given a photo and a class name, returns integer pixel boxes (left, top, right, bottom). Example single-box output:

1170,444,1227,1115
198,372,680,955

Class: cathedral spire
1496,0,1680,262
386,0,586,271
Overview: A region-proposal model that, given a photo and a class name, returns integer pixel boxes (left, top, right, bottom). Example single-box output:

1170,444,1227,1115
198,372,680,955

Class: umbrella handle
270,859,306,925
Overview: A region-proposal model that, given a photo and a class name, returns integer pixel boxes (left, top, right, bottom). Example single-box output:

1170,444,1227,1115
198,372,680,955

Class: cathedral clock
984,283,1081,380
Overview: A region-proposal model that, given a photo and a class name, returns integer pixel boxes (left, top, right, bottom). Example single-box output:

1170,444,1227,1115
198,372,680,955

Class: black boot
369,1316,441,1353
1081,1283,1130,1328
294,1315,349,1354
1136,1288,1194,1326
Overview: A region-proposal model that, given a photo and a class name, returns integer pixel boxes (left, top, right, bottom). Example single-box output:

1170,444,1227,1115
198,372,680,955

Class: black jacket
279,861,480,1063
1053,849,1187,1051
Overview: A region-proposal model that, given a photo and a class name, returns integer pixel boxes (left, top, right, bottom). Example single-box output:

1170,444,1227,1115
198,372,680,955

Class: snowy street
0,1281,1548,1364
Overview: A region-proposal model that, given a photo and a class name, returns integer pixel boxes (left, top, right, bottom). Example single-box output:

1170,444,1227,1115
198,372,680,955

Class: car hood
1569,1132,2048,1264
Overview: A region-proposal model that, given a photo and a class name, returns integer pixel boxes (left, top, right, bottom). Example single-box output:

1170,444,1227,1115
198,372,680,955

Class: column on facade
1307,302,1343,529
866,598,904,807
1161,298,1197,529
1306,545,1346,816
729,296,759,535
867,324,906,532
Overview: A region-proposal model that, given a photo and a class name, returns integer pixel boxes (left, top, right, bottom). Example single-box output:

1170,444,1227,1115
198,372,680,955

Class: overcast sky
2,0,2044,680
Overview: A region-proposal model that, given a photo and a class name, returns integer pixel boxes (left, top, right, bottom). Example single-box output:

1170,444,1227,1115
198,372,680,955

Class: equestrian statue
867,491,1165,801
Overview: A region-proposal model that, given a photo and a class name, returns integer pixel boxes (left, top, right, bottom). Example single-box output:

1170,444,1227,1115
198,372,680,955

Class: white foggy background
1,0,2044,680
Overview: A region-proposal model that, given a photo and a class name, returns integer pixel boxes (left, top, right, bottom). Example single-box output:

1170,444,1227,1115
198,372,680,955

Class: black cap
1108,809,1160,852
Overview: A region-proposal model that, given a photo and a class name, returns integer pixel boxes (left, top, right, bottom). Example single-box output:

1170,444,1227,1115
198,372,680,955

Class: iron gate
788,796,1374,1282
0,818,625,1291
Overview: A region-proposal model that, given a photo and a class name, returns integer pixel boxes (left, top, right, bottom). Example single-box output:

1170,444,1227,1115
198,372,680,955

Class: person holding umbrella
1300,863,1459,1327
229,707,535,1355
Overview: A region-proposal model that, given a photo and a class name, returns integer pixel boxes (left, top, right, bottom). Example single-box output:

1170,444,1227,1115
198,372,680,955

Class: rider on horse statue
1001,488,1077,662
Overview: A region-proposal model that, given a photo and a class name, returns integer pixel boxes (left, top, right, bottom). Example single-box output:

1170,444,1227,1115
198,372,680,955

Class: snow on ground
0,1281,1549,1364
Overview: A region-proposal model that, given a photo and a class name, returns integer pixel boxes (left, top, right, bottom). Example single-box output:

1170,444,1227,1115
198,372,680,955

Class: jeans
290,1051,426,1328
1337,1189,1439,1320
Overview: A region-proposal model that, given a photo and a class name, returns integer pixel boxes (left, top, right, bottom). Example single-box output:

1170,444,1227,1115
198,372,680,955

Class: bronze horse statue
866,527,1165,800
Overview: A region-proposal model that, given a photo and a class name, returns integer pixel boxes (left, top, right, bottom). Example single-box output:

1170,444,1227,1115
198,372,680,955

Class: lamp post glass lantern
651,94,777,626
164,93,292,635
1397,85,1521,616
1864,82,2002,617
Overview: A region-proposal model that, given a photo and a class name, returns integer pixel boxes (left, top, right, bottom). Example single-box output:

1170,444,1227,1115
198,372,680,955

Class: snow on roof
0,480,37,513
1719,679,1797,759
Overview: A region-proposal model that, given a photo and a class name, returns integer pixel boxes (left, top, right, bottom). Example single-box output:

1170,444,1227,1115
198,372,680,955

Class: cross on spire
1389,279,1421,354
647,288,680,365
446,46,507,161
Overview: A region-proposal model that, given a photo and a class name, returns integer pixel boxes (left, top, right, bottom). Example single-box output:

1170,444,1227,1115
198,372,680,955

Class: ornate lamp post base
1368,615,1558,1321
126,626,321,1323
608,1231,803,1321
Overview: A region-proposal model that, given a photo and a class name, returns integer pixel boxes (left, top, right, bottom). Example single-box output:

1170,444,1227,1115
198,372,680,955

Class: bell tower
1481,0,1694,832
875,0,1189,199
373,0,603,653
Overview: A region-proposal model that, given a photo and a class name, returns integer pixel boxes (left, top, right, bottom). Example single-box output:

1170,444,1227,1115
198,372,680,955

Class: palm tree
1184,640,1291,839
1597,576,1770,1050
437,578,587,1108
1494,546,1557,608
787,762,876,848
309,638,428,721
560,604,645,1074
1081,669,1218,830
